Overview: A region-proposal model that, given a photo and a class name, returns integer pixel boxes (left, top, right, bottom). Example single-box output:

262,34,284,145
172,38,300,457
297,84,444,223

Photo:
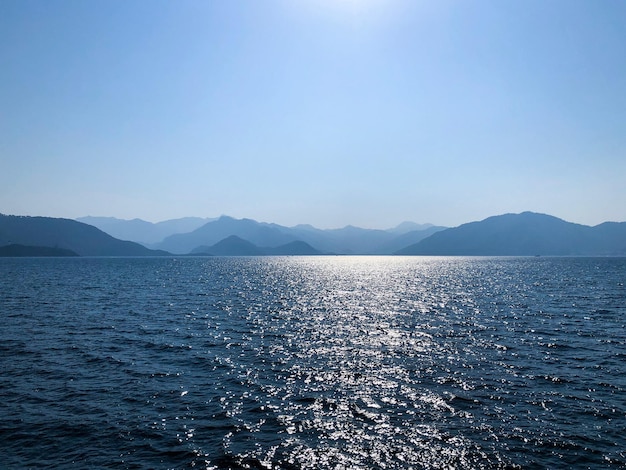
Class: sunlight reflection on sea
1,256,624,469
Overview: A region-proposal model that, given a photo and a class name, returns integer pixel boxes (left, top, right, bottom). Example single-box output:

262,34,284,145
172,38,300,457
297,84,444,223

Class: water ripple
0,256,624,468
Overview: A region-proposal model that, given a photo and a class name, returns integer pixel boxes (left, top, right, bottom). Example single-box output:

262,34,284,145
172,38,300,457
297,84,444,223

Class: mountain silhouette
4,212,624,256
396,212,626,256
288,225,404,255
77,216,214,245
192,235,264,256
0,214,170,256
374,226,447,254
158,216,298,254
191,235,322,256
154,216,444,255
386,221,435,235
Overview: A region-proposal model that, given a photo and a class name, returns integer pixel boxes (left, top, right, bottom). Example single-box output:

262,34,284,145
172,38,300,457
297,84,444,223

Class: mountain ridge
152,216,445,254
158,216,298,254
3,212,624,257
397,212,626,256
0,214,170,256
77,216,214,245
191,235,322,256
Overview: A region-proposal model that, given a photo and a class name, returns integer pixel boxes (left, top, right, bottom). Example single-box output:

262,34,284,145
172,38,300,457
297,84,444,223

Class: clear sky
2,0,625,229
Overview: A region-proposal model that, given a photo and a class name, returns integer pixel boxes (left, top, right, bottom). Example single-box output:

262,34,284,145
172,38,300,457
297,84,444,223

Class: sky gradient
2,0,625,229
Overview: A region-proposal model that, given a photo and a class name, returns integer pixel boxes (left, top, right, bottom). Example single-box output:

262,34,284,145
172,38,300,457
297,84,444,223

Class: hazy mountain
374,226,447,254
192,235,263,256
386,221,435,235
279,224,443,255
191,235,322,256
4,212,624,257
591,222,626,252
278,225,389,254
397,212,626,256
158,216,298,254
156,215,445,254
77,216,214,245
284,224,446,254
0,214,170,256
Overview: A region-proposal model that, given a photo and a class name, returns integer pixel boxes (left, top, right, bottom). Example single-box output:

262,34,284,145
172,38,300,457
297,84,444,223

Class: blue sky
2,0,625,229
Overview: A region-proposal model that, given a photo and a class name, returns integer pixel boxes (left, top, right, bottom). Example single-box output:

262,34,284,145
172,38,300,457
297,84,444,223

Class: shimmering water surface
1,256,625,469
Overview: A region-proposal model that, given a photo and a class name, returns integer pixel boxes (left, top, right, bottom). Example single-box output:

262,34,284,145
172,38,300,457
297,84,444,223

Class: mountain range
397,212,626,256
0,214,168,256
191,235,322,256
1,211,625,257
76,216,214,245
88,215,444,255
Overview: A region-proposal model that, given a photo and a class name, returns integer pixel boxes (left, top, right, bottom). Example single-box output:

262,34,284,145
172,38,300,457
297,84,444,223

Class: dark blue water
0,256,624,469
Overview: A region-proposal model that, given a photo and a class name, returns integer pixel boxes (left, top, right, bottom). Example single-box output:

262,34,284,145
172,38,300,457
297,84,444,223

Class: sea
0,256,624,469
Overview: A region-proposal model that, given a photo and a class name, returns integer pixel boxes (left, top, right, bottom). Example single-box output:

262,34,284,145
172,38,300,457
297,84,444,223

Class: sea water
0,256,624,469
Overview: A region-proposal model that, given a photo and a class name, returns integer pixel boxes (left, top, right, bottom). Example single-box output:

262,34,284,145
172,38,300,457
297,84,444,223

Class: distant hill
156,215,443,254
386,221,435,235
0,244,79,257
193,235,263,256
277,223,445,254
374,226,447,254
288,225,405,255
396,212,626,256
158,216,299,254
191,235,322,256
77,216,214,245
6,212,624,256
0,214,170,256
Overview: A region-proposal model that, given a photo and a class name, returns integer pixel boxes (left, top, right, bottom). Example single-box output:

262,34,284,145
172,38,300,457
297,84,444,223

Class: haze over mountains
1,212,625,257
81,215,446,255
77,216,214,245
